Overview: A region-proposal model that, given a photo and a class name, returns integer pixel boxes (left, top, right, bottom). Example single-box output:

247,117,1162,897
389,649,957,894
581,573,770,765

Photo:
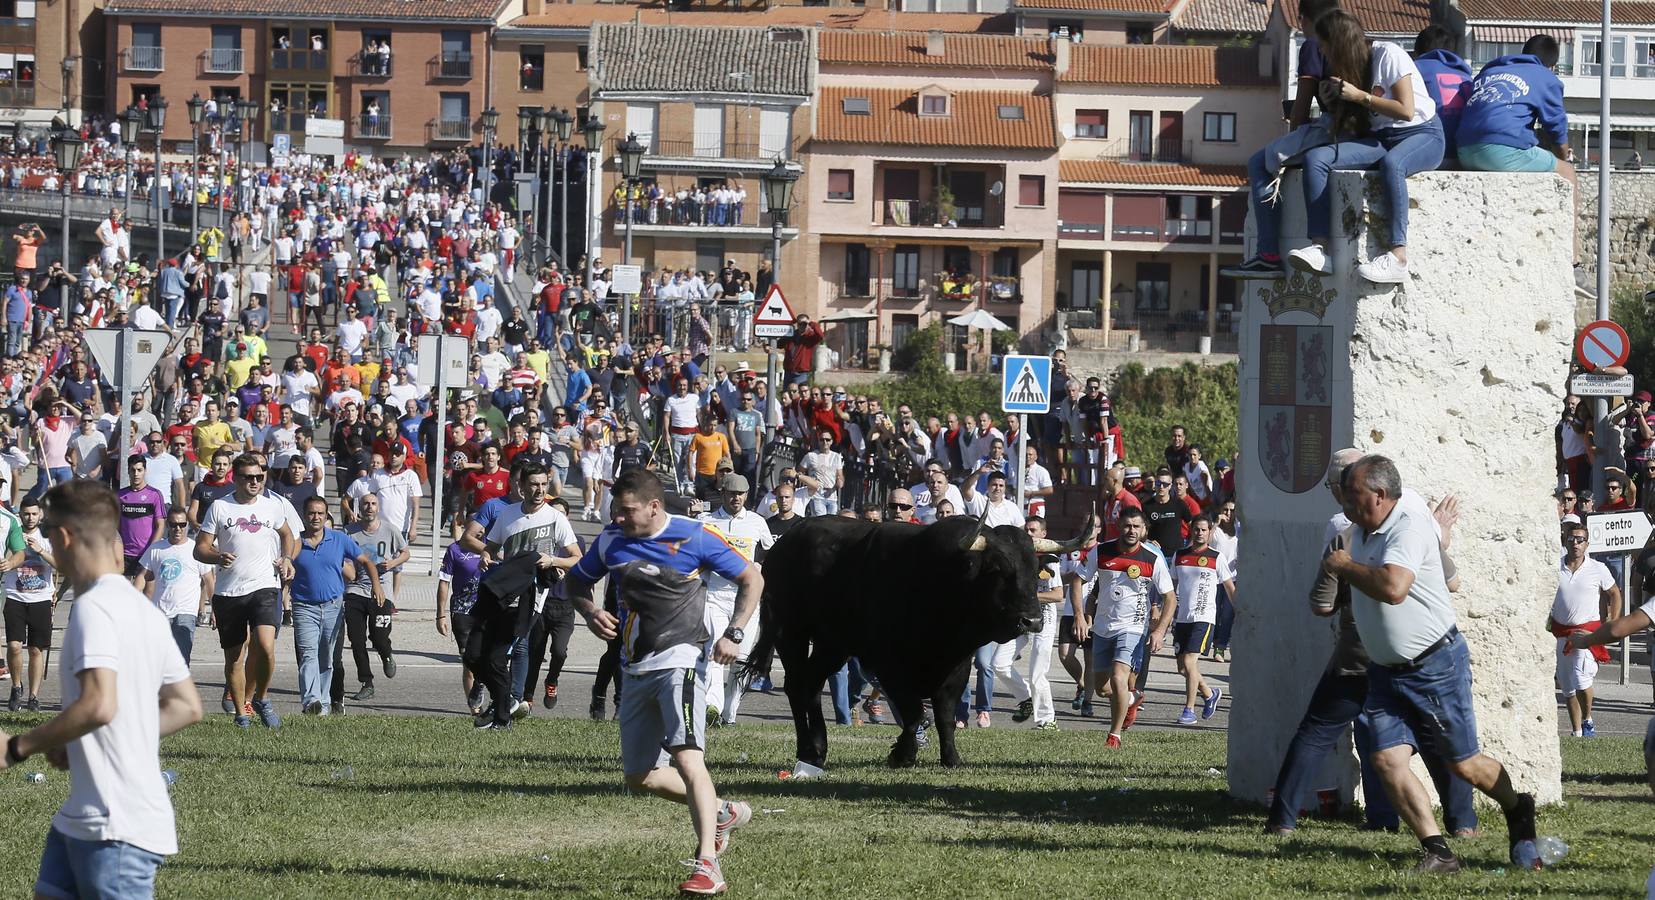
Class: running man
1171,516,1233,725
1074,506,1175,748
566,470,762,896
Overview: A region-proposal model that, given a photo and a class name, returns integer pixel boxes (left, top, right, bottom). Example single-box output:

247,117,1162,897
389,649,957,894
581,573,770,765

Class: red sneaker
542,683,558,710
1122,691,1145,731
1106,732,1122,748
713,800,752,854
678,856,727,895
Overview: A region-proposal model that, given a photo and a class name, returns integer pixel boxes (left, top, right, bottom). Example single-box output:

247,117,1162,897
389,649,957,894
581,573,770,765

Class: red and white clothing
1552,556,1614,695
1088,540,1172,638
1173,546,1230,625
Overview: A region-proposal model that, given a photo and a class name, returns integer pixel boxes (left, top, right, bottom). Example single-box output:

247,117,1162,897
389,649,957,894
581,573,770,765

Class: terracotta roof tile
819,31,1053,69
505,6,1015,33
815,87,1058,150
1462,0,1655,23
105,0,503,20
1279,0,1432,34
1059,158,1247,187
1058,44,1273,85
1171,0,1271,33
589,22,813,96
1014,0,1174,13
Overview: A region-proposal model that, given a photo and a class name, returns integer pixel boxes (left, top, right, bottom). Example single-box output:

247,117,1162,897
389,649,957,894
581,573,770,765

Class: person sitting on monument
1410,25,1473,162
1456,36,1572,179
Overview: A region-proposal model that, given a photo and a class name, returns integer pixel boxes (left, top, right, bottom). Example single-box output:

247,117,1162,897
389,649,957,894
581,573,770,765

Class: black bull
744,512,1091,769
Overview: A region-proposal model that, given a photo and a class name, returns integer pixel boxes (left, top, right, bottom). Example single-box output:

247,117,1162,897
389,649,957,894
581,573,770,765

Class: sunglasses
1157,481,1173,488
236,471,267,481
1563,536,1587,544
168,521,189,529
888,502,914,510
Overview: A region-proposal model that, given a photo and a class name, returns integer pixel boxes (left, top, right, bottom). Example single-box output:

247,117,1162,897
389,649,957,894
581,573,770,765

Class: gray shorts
619,665,707,776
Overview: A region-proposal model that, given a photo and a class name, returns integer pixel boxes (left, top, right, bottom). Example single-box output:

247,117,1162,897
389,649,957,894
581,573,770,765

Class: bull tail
739,587,777,684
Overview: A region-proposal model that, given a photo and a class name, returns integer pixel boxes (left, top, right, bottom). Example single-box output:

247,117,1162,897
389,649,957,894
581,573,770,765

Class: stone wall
1576,169,1655,293
1229,171,1570,810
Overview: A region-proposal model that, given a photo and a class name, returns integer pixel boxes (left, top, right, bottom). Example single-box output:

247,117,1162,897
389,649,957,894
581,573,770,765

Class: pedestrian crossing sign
1001,354,1052,414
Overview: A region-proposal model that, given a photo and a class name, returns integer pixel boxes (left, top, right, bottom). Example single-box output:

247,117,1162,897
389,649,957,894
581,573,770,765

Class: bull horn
1032,507,1097,555
962,510,990,551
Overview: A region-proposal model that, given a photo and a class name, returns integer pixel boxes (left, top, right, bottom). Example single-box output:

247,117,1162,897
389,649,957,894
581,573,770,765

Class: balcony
879,198,1004,229
609,202,798,239
270,48,329,76
0,18,35,44
1095,137,1192,164
269,110,308,134
123,47,165,73
204,48,244,74
430,118,471,142
355,114,391,140
622,132,796,170
0,83,35,107
352,52,392,78
431,52,472,80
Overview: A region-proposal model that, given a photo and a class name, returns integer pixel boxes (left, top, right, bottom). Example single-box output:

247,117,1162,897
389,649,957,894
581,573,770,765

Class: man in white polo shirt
1550,517,1619,738
0,480,203,898
1323,454,1543,874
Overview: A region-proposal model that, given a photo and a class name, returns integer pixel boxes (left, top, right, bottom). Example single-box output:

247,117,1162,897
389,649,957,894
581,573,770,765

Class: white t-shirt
1369,40,1435,130
800,450,843,503
200,493,291,596
53,573,190,856
347,467,422,536
140,540,211,618
1348,498,1456,666
1183,461,1212,500
1059,544,1101,617
485,503,578,611
697,508,774,614
281,370,319,419
141,452,184,499
666,394,702,429
6,526,55,604
1209,527,1240,582
755,487,813,518
1553,557,1614,626
963,494,1026,528
337,319,368,355
1090,542,1174,637
910,482,965,524
1022,462,1053,500
1173,547,1231,624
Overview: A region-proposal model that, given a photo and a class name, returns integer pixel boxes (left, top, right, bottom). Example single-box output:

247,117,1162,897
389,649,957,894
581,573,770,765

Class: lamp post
535,107,553,266
147,97,168,266
119,105,141,218
479,106,499,217
616,132,645,347
581,117,605,297
517,106,540,270
186,93,205,245
761,158,799,436
235,98,258,221
552,108,573,274
59,57,76,117
51,129,84,302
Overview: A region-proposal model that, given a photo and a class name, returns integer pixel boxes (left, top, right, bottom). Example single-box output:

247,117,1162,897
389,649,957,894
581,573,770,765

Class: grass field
0,714,1648,898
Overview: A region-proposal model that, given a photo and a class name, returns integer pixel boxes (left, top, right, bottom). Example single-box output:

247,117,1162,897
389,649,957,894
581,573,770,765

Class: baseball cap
1636,390,1653,403
718,473,749,493
1216,458,1232,470
715,457,735,473
1561,513,1582,526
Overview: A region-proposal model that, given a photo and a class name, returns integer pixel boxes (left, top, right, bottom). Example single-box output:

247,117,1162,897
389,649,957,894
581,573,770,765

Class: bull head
962,511,990,551
1030,505,1096,555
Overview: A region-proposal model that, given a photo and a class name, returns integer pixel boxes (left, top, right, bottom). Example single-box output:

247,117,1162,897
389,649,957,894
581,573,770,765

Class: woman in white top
1290,11,1445,286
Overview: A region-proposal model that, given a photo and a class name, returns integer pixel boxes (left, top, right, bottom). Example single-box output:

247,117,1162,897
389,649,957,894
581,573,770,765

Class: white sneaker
1287,245,1331,275
1358,252,1409,284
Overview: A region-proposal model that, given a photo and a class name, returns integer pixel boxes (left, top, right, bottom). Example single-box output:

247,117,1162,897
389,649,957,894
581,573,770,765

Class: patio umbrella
947,309,1012,331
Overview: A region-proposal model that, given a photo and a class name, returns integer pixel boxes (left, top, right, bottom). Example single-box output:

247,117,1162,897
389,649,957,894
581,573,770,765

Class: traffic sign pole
430,336,450,576
1016,413,1027,513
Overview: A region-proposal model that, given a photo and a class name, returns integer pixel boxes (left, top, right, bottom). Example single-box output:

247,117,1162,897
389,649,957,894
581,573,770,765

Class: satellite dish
989,181,1004,197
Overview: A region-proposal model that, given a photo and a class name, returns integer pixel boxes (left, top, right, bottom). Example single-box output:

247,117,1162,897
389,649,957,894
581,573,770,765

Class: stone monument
1228,170,1571,808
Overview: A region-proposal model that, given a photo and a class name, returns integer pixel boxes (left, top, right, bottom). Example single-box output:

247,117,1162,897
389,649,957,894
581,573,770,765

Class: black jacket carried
478,552,560,638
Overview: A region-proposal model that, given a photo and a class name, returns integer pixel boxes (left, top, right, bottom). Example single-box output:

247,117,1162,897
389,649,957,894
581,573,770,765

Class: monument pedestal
1228,171,1571,809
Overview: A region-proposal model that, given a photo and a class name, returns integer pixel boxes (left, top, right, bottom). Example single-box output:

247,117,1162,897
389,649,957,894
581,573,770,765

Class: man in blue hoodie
1412,25,1474,161
1456,34,1572,174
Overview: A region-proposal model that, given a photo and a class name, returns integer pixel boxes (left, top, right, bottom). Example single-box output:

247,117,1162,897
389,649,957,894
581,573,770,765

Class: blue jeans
827,657,873,725
27,466,71,500
1365,629,1480,763
1215,582,1236,650
291,599,345,707
168,613,197,665
1301,118,1445,249
955,643,997,721
6,321,24,357
35,828,164,900
670,433,694,488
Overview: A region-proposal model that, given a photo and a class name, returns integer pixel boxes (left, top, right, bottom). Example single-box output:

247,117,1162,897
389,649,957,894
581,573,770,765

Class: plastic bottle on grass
1534,837,1569,866
25,772,45,784
161,769,178,786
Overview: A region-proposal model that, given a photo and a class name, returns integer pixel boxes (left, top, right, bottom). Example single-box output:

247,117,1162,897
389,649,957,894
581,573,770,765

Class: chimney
523,0,543,13
1052,36,1070,75
926,29,945,57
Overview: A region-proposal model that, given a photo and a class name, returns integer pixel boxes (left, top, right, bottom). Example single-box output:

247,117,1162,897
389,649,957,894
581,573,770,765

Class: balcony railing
123,47,165,72
353,51,393,77
270,48,329,73
0,83,36,107
204,48,243,74
431,118,471,142
433,51,472,79
879,198,1004,228
1097,137,1192,164
620,133,793,163
356,114,391,140
269,111,308,134
0,18,35,44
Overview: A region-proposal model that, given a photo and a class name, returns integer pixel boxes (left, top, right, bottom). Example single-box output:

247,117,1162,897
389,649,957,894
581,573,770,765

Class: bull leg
930,660,973,768
778,637,829,770
882,684,924,769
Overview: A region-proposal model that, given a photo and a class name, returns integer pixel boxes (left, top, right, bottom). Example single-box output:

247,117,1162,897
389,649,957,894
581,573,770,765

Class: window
1126,24,1154,44
892,245,920,296
1048,19,1085,40
920,94,948,116
518,47,544,91
1134,262,1171,312
132,23,160,47
625,103,657,152
759,106,790,158
576,45,588,71
891,314,919,351
1129,110,1153,159
1068,262,1102,310
998,105,1024,120
440,30,471,77
1203,112,1236,142
439,92,469,123
1165,195,1213,239
1583,36,1626,78
1638,38,1655,77
827,169,855,201
360,29,390,75
1017,174,1045,207
942,245,972,275
1074,109,1107,138
843,96,870,115
844,243,870,296
696,240,725,276
692,104,724,158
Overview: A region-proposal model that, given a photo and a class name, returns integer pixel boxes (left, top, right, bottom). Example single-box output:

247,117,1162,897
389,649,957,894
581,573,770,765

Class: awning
821,310,877,322
1570,115,1655,133
1470,25,1574,43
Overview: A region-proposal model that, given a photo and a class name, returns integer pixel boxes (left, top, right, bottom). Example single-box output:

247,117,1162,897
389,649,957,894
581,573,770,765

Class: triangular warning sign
1006,359,1047,407
753,284,796,327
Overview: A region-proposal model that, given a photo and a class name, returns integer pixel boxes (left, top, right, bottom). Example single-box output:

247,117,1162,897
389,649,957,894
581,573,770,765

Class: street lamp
580,117,605,293
235,98,258,219
518,106,542,266
146,96,168,266
761,158,799,436
551,108,573,274
51,129,83,302
119,105,141,218
615,131,646,346
480,106,499,215
186,93,205,244
536,107,554,264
